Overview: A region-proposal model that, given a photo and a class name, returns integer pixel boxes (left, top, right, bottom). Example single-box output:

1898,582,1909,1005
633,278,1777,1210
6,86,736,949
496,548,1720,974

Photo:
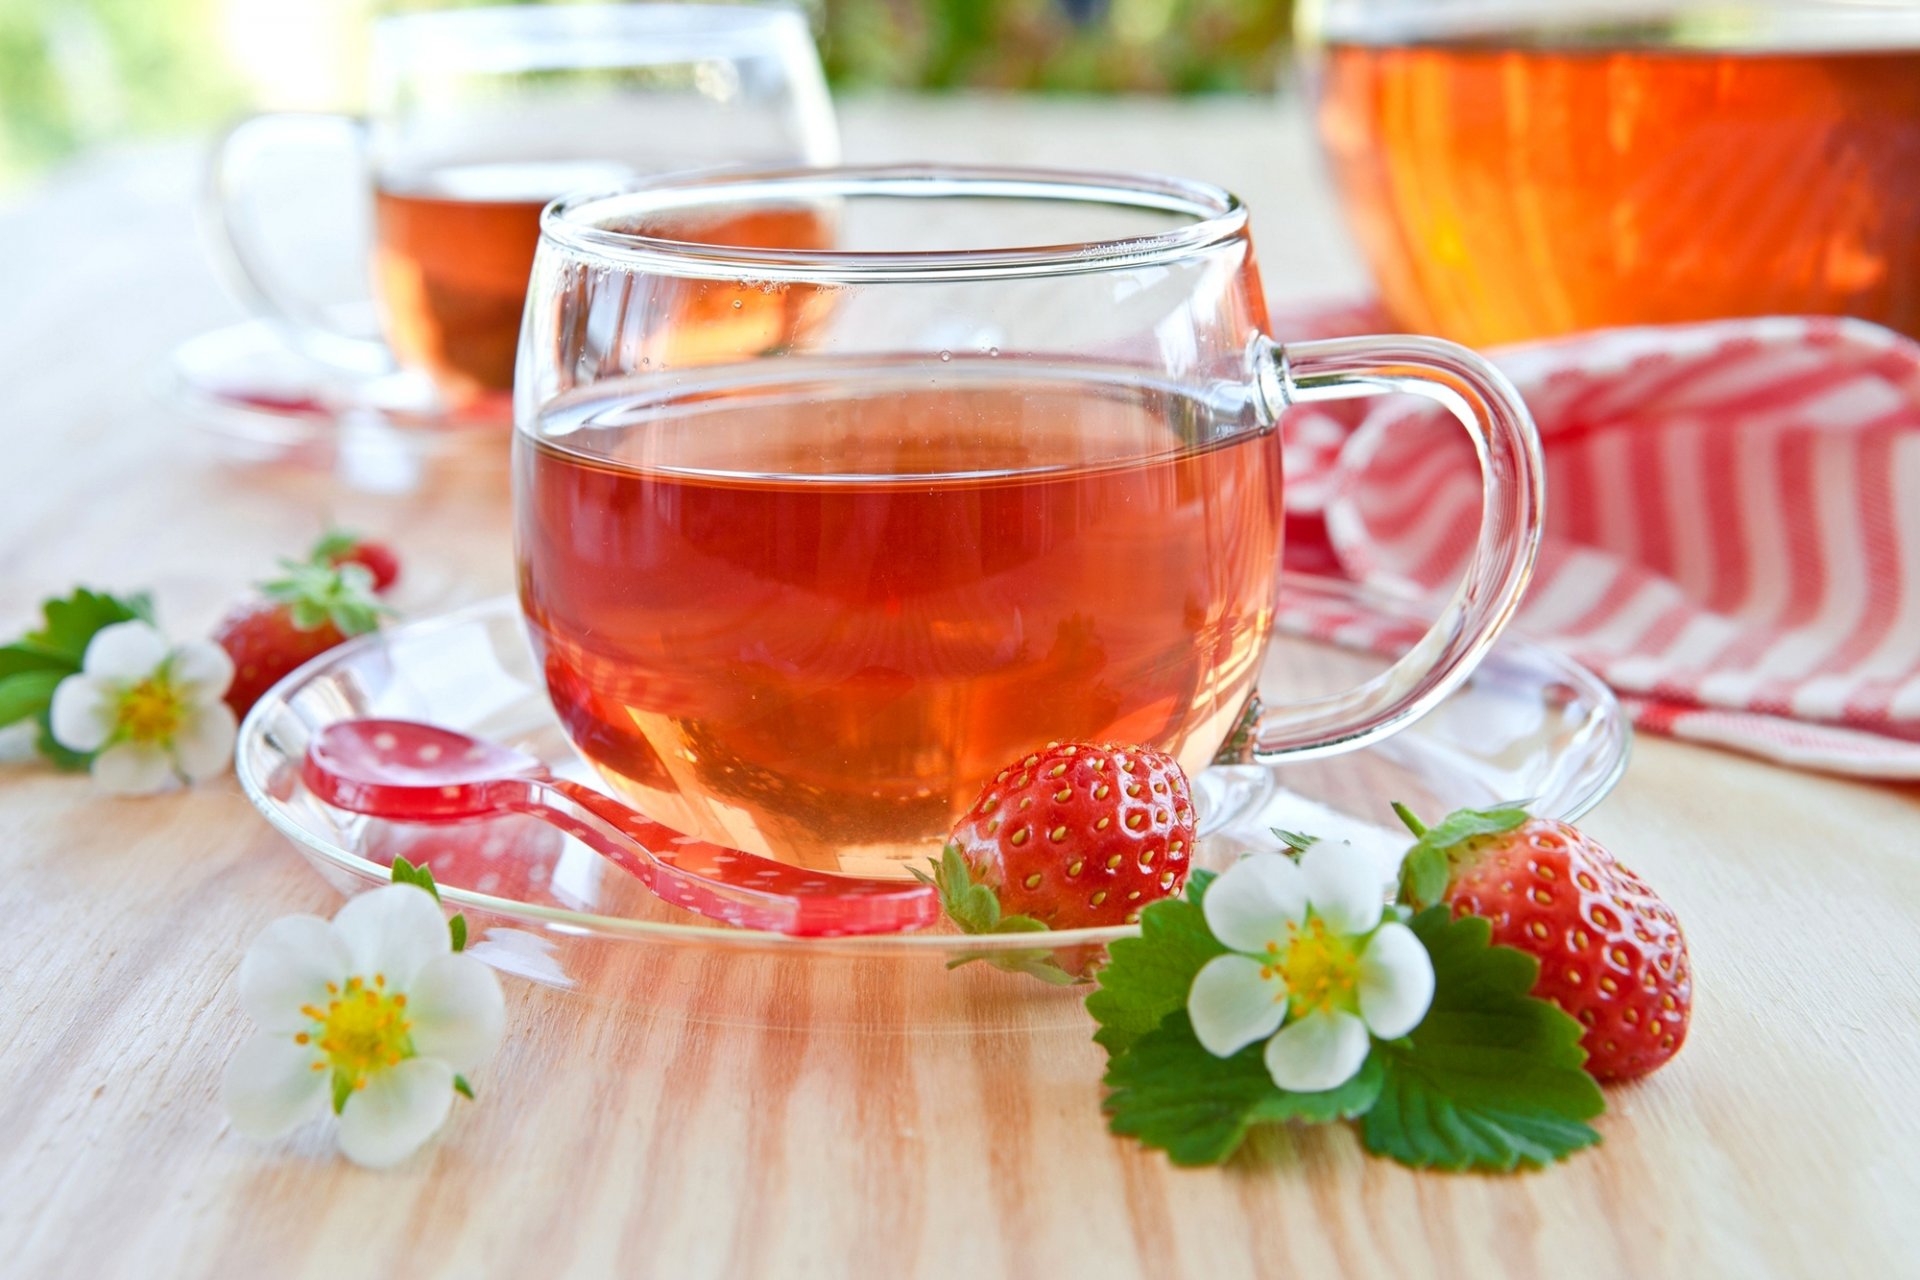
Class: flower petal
1298,840,1385,936
91,741,175,794
1263,1008,1371,1094
222,1031,328,1140
1187,953,1288,1058
170,640,235,698
1357,922,1436,1039
337,1058,456,1168
333,884,451,987
82,620,168,680
173,701,237,782
48,675,113,752
407,954,506,1073
1203,853,1306,954
237,914,353,1031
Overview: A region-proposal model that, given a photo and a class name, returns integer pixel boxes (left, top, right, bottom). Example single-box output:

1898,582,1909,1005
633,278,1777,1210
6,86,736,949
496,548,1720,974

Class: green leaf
1360,908,1604,1172
261,560,388,637
915,845,1080,985
1085,888,1226,1056
389,855,442,903
0,669,65,728
307,529,362,565
1103,1013,1385,1166
1395,804,1532,909
452,1074,475,1101
913,844,1001,933
448,913,467,953
17,588,151,664
331,1071,354,1116
1272,828,1318,854
0,643,73,681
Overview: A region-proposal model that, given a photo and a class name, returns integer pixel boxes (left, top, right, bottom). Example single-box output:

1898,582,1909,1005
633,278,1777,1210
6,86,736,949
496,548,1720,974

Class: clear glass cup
208,3,838,418
513,165,1546,878
1300,0,1920,346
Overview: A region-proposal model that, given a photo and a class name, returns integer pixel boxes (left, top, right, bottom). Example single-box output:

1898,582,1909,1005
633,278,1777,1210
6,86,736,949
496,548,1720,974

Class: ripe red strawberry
1398,804,1691,1083
216,560,387,715
947,741,1197,930
310,530,401,594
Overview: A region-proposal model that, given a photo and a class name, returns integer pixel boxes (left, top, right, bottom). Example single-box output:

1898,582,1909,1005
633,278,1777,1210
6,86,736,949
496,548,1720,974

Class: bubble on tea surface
939,350,951,362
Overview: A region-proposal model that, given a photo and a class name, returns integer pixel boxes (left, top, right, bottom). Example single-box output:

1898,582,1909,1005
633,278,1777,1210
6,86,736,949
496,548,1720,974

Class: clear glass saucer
235,580,1627,1029
160,320,512,494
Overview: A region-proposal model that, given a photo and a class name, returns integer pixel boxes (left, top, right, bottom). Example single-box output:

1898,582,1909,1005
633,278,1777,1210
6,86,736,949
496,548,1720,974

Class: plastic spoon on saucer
301,718,937,938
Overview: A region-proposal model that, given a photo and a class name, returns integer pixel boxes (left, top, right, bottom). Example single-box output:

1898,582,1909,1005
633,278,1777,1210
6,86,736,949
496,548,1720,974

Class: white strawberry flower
222,884,506,1168
1187,843,1434,1093
47,620,236,793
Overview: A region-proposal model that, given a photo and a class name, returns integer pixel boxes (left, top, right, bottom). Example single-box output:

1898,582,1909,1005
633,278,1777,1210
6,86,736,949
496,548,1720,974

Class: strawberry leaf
2,589,154,769
1395,804,1531,909
16,588,153,664
1361,907,1604,1171
0,669,65,729
0,644,72,681
1086,886,1226,1056
1103,1013,1386,1165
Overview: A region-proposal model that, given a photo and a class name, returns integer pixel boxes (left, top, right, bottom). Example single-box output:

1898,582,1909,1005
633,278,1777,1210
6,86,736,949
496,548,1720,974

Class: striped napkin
1276,310,1920,778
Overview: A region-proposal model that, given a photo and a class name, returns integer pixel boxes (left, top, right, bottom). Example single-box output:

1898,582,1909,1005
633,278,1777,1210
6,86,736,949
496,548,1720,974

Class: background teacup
1303,0,1920,346
514,166,1547,878
208,3,838,418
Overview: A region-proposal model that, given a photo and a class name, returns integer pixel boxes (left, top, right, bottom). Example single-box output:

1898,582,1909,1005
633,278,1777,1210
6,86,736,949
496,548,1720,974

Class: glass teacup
514,166,1545,877
208,3,837,418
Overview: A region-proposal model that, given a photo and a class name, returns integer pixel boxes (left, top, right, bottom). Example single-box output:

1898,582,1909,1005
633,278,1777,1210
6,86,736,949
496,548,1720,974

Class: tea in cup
1304,0,1920,345
514,167,1546,876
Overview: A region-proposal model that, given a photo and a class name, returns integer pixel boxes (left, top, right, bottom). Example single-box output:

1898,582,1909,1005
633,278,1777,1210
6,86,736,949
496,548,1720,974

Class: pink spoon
302,718,937,938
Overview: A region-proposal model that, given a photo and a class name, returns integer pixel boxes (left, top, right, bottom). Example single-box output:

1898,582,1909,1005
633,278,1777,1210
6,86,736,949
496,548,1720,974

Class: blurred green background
0,0,1292,189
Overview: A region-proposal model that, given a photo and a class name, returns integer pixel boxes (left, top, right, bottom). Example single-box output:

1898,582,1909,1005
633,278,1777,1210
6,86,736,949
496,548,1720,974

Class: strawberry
1397,804,1691,1083
216,560,387,715
946,741,1197,930
309,530,401,594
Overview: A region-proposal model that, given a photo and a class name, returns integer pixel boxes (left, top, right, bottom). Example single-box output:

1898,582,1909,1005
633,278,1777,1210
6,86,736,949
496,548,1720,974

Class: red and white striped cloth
1276,309,1920,777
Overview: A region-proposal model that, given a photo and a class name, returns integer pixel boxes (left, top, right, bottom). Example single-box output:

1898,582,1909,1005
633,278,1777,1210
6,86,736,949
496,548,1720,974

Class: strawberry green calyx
911,845,1082,986
1394,802,1531,910
306,530,363,565
261,560,388,636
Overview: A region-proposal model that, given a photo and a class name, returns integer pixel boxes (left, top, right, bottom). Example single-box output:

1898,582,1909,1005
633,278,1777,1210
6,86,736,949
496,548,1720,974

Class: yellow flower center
297,975,413,1090
115,675,185,744
1263,917,1360,1018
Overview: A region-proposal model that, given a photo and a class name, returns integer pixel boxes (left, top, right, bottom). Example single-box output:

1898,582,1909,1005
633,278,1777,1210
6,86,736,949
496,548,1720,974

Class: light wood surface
4,96,1920,1280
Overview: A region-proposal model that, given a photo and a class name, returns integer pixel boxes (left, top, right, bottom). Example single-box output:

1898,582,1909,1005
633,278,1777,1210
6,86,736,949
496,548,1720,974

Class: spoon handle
513,776,938,937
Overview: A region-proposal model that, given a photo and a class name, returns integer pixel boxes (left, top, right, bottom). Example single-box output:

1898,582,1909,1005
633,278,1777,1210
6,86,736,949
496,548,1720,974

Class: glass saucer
160,320,512,494
235,580,1627,1029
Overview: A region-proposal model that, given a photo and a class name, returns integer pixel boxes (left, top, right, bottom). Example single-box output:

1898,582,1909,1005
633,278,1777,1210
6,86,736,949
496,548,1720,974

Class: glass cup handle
1227,334,1546,761
205,112,392,374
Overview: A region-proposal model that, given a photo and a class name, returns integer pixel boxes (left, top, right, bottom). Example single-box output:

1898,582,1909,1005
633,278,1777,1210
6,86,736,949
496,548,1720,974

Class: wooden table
4,96,1919,1280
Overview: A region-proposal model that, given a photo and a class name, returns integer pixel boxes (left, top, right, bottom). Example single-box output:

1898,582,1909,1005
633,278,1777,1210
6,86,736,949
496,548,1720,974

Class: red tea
517,366,1284,873
375,162,832,403
1317,27,1920,345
